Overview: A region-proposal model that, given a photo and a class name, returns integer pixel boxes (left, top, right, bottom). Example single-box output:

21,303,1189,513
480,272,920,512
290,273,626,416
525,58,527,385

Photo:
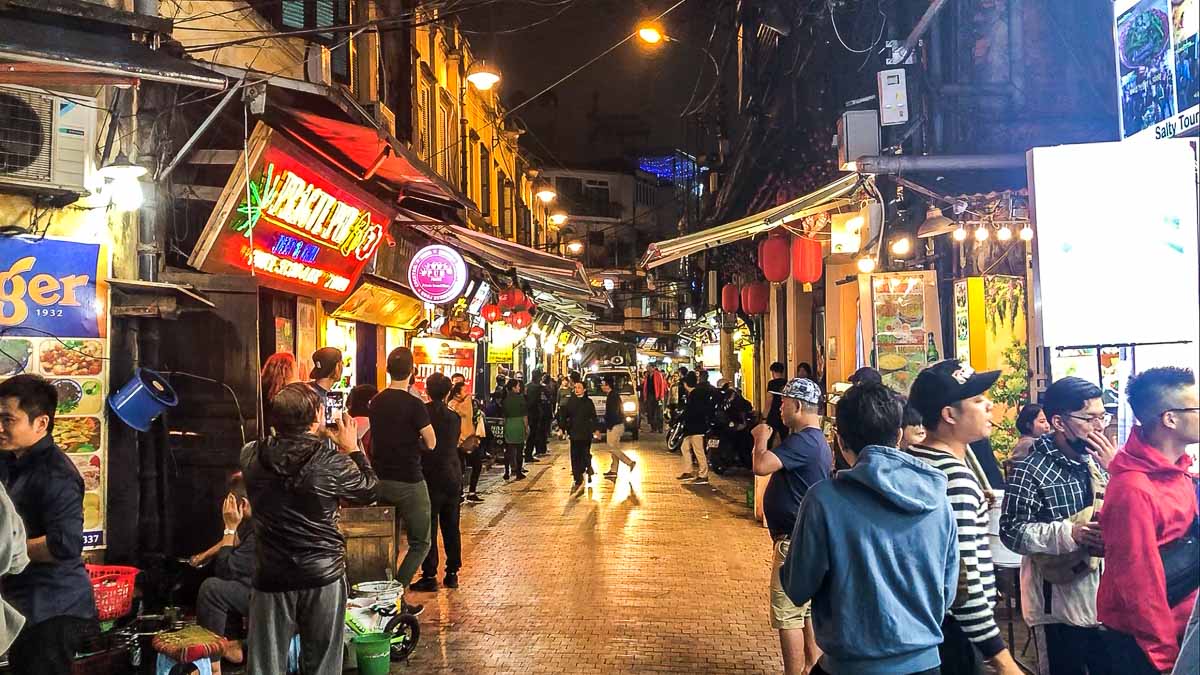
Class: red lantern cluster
720,283,740,313
742,282,769,315
792,236,822,286
760,233,791,283
498,287,526,309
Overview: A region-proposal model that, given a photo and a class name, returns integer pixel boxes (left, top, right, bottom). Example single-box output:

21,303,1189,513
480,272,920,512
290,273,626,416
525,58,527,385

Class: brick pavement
395,433,782,674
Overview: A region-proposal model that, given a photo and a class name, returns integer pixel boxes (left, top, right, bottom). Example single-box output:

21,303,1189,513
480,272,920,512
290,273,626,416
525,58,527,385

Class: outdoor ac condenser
0,85,96,195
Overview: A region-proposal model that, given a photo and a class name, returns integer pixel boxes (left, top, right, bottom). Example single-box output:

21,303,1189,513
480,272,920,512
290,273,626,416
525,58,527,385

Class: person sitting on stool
190,472,256,666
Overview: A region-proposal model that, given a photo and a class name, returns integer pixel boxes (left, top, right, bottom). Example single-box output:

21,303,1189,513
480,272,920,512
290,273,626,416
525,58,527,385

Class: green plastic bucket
352,632,392,675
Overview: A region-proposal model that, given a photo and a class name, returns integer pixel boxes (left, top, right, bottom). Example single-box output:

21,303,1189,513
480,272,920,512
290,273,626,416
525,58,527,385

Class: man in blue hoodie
780,383,959,675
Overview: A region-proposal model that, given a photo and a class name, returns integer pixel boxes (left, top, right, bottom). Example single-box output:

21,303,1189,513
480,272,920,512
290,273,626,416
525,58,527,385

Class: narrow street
397,434,781,674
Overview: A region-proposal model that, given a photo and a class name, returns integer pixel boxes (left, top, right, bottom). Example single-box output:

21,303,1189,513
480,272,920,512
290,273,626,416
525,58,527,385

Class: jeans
1039,623,1119,675
376,479,432,586
569,438,593,482
645,398,661,432
605,424,635,472
464,449,483,494
196,577,252,637
7,615,96,675
505,443,524,477
1104,629,1161,675
422,482,463,578
247,578,346,675
525,416,549,458
680,434,709,478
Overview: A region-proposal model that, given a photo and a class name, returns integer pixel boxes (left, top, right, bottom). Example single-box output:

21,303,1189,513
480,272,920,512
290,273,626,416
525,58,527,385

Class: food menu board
0,237,109,550
871,274,938,394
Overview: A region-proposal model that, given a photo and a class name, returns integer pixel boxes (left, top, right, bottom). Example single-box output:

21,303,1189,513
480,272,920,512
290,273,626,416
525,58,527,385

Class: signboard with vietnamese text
0,237,110,550
188,123,396,302
487,343,513,364
411,337,476,399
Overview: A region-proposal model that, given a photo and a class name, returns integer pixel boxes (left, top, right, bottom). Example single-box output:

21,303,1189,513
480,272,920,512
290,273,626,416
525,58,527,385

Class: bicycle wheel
385,613,420,661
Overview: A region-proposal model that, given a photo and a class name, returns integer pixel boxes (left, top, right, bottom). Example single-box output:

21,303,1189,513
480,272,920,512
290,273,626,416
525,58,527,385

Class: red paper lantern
468,326,485,340
742,282,769,315
509,310,532,329
760,233,791,283
480,304,501,323
720,283,740,313
499,287,526,309
791,236,822,285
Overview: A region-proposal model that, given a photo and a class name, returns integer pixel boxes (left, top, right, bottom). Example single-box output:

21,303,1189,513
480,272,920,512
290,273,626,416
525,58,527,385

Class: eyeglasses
1163,407,1200,416
1066,413,1112,427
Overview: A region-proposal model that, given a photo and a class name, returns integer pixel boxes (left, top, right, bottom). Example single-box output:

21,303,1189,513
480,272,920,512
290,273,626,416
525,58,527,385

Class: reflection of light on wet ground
608,450,642,507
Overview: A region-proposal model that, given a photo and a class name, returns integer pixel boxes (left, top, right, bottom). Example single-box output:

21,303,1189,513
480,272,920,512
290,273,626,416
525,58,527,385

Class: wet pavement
396,433,781,674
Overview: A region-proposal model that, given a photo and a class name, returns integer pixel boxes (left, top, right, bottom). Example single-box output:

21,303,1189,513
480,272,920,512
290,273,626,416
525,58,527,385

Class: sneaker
693,476,710,485
466,493,484,503
514,472,527,481
677,473,695,480
409,577,438,592
628,460,637,470
443,573,459,589
503,473,511,480
402,599,425,616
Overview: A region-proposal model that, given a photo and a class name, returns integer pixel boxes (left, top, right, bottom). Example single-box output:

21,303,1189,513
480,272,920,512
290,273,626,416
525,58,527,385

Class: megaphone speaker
108,368,179,432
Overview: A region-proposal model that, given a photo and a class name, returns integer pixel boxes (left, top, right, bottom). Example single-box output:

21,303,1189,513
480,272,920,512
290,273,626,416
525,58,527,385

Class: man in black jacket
241,382,378,674
190,472,257,665
679,372,715,485
559,380,598,489
602,377,636,478
0,375,97,675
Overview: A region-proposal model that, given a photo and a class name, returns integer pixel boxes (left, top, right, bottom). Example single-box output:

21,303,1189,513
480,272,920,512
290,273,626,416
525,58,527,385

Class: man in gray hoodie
780,383,959,675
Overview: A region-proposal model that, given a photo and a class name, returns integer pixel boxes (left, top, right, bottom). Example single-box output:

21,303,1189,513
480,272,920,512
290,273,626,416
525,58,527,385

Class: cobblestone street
396,433,781,674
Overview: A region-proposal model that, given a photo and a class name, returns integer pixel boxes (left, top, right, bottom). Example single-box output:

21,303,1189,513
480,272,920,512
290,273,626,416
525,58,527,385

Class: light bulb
996,225,1012,241
952,226,967,242
974,225,990,242
890,236,912,256
1019,225,1034,241
108,179,144,212
856,256,876,273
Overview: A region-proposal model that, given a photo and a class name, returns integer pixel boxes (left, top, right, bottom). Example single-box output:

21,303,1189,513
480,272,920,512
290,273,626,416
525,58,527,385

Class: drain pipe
855,154,1025,174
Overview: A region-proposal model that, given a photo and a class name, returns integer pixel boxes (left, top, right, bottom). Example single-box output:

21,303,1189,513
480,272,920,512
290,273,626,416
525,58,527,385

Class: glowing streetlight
564,240,584,256
466,60,501,91
534,180,556,203
548,211,569,226
636,23,664,44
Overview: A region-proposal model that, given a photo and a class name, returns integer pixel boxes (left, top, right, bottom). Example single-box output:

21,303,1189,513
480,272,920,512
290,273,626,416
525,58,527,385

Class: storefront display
411,337,476,398
863,271,943,395
0,237,110,550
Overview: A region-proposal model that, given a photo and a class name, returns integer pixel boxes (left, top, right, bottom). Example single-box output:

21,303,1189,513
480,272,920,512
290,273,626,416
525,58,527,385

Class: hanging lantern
498,287,525,309
742,282,769,315
510,288,526,308
468,326,486,340
720,283,740,313
760,233,791,283
480,304,502,323
791,236,823,291
509,310,532,329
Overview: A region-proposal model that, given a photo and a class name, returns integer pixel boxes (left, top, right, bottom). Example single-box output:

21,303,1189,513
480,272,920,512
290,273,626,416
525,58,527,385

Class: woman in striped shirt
907,360,1022,675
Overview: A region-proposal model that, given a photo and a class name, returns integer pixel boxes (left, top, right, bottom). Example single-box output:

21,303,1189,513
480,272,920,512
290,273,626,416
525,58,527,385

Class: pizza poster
0,236,110,549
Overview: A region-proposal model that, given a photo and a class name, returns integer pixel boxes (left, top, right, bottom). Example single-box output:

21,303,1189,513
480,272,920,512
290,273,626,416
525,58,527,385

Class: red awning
270,106,471,212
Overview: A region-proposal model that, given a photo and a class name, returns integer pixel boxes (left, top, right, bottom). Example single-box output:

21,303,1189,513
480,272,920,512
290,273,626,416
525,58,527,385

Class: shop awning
640,173,862,269
330,278,425,330
0,17,227,89
270,106,472,212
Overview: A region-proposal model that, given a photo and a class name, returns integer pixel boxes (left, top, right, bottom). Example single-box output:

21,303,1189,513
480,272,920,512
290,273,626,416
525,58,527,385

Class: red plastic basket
86,564,138,621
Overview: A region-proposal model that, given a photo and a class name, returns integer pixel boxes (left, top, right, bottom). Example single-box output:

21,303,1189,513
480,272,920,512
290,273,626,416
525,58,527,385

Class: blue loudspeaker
108,368,179,432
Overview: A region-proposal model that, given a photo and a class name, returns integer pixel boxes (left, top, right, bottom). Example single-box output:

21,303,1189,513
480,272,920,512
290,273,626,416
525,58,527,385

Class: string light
974,225,990,242
952,226,967,242
996,225,1013,241
1019,225,1034,241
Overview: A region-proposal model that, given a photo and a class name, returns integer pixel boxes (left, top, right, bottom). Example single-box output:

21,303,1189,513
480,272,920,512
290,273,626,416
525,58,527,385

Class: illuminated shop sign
408,244,468,304
189,123,396,301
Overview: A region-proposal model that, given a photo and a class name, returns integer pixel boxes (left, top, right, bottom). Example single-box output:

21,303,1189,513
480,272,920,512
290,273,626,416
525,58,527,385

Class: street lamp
636,23,665,44
534,179,556,203
466,60,501,90
548,211,569,226
634,22,720,117
565,240,584,256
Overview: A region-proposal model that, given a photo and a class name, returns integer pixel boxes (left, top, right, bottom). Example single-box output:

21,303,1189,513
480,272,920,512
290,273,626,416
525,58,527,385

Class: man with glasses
1099,367,1200,674
999,376,1115,675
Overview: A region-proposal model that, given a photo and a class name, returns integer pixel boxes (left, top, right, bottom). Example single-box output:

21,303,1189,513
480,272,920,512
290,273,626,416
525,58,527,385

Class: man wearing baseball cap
308,347,344,399
905,359,1021,675
751,378,831,675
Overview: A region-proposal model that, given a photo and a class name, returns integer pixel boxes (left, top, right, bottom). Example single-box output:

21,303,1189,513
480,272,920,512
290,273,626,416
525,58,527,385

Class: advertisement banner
1113,0,1199,140
486,343,513,364
0,236,110,549
411,338,476,398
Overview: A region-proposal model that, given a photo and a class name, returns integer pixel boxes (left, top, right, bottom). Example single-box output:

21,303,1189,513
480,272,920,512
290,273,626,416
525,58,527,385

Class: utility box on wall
837,110,879,171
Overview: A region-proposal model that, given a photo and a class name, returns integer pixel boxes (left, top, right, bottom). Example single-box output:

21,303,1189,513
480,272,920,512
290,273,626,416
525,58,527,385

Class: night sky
460,0,726,165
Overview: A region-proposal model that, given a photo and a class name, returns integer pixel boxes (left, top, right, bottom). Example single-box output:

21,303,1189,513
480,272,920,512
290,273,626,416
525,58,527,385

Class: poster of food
0,237,110,549
1114,0,1199,140
871,275,934,394
411,337,476,399
954,280,971,363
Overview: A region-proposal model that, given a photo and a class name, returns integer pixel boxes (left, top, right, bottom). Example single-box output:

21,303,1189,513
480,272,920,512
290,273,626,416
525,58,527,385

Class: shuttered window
273,1,350,85
480,144,491,217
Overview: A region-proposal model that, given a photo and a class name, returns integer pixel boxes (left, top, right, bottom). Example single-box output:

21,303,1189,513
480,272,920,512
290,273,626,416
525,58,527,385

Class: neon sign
189,127,397,302
408,244,468,304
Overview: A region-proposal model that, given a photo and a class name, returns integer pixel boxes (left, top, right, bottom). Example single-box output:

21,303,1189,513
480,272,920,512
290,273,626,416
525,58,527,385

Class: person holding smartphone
190,472,257,666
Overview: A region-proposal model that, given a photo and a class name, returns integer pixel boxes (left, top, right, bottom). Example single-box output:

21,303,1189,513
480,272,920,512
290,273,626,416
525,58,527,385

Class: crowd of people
752,360,1200,675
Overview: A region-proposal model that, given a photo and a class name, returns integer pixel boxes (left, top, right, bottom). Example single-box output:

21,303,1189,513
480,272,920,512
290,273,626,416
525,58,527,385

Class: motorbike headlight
622,401,636,413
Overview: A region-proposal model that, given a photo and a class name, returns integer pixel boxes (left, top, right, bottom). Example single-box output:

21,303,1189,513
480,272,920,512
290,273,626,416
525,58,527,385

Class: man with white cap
751,377,831,675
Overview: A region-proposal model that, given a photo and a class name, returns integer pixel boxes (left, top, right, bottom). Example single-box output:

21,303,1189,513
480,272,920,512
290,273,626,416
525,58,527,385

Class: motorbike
665,405,684,453
708,399,759,475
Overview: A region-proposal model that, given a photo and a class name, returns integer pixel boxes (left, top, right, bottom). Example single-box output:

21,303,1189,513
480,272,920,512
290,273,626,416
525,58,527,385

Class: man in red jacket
1099,366,1200,674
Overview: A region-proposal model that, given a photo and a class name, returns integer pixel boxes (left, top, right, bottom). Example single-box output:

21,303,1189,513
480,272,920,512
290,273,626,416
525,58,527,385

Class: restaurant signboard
411,337,476,398
189,123,396,302
409,244,468,305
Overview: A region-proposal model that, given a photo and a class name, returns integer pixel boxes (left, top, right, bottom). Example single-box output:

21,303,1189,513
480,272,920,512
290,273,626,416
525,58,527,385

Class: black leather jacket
240,433,378,592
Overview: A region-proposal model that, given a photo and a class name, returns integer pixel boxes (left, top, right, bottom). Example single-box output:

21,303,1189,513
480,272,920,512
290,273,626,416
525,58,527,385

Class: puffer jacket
241,433,378,593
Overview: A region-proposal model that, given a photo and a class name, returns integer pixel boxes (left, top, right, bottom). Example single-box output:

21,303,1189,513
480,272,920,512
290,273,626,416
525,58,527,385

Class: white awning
639,174,862,269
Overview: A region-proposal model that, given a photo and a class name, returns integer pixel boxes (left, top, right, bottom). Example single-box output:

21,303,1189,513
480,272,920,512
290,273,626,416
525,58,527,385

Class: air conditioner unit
306,44,332,87
363,102,396,138
0,85,96,195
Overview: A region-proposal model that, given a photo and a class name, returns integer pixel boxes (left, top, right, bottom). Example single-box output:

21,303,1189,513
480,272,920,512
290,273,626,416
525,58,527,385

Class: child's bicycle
346,581,420,661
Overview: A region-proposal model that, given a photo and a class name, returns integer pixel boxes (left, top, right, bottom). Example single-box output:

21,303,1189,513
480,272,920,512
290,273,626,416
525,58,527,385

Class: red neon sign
191,132,396,301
